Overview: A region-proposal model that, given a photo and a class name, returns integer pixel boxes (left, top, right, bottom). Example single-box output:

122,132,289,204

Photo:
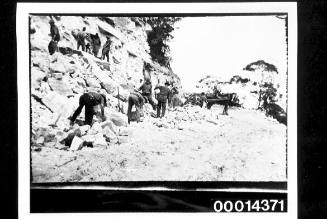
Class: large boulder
41,91,75,118
105,109,128,127
101,120,118,134
88,122,102,135
70,136,84,151
85,77,101,89
31,67,47,89
48,77,74,97
93,133,107,148
31,52,50,73
265,103,287,125
62,128,82,146
102,126,118,143
77,125,91,136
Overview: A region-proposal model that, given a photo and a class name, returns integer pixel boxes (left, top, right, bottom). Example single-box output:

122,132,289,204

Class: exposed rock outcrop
30,15,181,149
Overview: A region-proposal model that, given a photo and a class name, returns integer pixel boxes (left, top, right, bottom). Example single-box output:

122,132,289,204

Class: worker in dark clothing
91,33,101,57
167,85,179,108
102,36,111,62
154,81,171,118
200,92,207,108
77,27,87,51
127,91,145,124
70,92,107,126
49,20,60,42
48,19,60,55
85,43,91,54
139,78,156,110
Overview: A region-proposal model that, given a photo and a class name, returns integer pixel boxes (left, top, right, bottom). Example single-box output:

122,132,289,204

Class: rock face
30,15,181,150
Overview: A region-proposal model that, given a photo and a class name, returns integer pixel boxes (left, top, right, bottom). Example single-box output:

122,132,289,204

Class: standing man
77,27,87,51
91,33,101,58
48,19,60,55
200,92,207,108
154,81,171,118
102,36,112,62
139,78,156,110
70,92,107,126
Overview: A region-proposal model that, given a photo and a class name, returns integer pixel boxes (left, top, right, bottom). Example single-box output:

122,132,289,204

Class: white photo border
17,2,297,219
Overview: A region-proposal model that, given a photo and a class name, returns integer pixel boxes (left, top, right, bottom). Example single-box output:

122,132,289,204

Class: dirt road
32,106,287,182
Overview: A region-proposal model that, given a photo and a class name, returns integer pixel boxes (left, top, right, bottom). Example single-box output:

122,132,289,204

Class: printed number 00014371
213,199,285,212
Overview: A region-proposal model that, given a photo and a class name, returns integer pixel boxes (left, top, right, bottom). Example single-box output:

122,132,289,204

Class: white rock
70,136,84,151
105,109,128,127
41,91,75,118
102,127,118,144
48,77,73,96
88,122,102,135
31,67,47,89
85,77,101,88
36,136,45,144
81,134,96,143
118,127,130,136
93,133,107,148
101,120,117,134
78,125,91,136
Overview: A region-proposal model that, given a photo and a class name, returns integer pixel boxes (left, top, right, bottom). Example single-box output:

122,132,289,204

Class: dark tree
243,60,278,73
138,17,181,68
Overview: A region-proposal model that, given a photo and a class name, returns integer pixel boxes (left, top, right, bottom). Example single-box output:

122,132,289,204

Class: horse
206,93,239,115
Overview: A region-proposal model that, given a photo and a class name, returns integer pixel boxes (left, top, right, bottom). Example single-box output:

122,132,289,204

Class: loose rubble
30,15,287,182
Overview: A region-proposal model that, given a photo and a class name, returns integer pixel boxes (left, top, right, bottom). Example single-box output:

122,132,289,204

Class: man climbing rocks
76,27,87,51
127,91,145,124
91,33,101,57
70,92,107,126
48,19,60,55
154,81,171,118
102,36,112,62
139,78,156,110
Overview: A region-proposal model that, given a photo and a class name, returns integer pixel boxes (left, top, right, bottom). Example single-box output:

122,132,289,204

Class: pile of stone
31,109,131,152
149,105,220,130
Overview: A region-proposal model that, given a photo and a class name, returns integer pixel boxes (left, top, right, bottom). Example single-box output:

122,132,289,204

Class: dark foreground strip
31,188,287,213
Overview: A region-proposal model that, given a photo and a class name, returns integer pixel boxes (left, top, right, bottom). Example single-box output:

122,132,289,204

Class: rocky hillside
30,16,287,183
30,15,181,127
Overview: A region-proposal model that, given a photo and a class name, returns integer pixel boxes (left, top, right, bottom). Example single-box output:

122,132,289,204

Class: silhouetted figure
77,27,87,51
102,36,111,62
48,19,60,55
70,92,107,126
155,81,171,118
85,43,91,54
139,78,156,110
200,92,207,108
127,92,145,124
91,33,101,57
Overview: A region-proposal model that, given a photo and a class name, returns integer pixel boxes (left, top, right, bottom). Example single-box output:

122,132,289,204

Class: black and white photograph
29,14,288,182
17,2,297,217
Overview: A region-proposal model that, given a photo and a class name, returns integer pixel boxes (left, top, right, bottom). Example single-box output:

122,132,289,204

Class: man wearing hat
154,81,171,118
102,36,112,62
